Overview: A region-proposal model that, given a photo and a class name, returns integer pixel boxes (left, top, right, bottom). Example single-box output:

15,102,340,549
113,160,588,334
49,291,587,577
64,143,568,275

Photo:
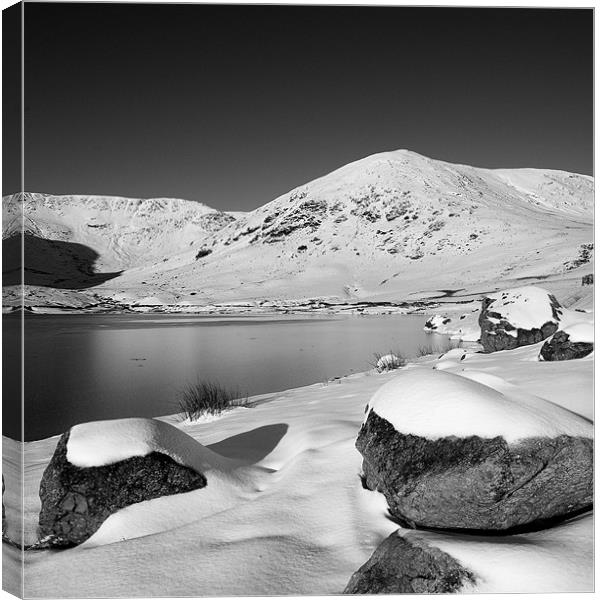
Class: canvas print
2,2,594,597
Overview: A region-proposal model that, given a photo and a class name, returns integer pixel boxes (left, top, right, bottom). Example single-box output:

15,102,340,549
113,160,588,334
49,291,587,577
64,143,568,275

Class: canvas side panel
2,2,24,599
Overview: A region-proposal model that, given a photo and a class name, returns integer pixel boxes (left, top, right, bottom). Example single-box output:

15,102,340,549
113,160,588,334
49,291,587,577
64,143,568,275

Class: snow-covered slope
3,150,593,307
3,193,235,272
98,150,594,305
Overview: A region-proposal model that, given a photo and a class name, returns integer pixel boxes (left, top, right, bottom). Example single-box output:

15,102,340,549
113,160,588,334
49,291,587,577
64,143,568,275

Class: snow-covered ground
3,308,593,596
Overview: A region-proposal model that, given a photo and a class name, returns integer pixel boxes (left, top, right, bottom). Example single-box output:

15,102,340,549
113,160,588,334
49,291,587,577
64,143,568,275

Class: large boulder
39,418,209,546
539,324,594,361
343,531,475,594
357,369,593,531
478,287,562,352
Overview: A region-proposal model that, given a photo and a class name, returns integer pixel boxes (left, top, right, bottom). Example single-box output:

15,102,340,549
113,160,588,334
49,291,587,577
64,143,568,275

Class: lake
3,313,453,441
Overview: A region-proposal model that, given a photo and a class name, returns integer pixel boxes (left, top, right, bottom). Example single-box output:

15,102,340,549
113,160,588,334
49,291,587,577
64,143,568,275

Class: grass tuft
178,380,246,421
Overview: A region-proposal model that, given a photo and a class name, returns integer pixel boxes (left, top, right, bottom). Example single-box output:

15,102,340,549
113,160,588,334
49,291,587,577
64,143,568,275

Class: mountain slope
2,193,235,299
3,151,593,307
3,193,235,271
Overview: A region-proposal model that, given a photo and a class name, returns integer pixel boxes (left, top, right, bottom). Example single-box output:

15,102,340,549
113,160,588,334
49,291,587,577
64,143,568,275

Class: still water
4,313,452,441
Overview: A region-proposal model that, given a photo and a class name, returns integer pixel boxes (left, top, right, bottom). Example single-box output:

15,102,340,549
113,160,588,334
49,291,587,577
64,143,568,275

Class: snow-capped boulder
357,369,592,531
479,287,562,352
346,515,593,594
38,418,210,546
539,323,594,361
343,530,475,594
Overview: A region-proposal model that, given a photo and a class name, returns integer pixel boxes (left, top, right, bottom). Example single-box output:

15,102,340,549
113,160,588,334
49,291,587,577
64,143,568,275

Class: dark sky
16,4,593,210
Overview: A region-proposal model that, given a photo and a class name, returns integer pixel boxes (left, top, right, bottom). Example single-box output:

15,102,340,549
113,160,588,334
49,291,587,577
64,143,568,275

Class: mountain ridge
2,150,594,308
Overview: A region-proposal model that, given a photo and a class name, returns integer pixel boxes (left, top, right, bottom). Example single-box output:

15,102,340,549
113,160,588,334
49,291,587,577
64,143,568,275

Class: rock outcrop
38,429,207,546
539,330,594,361
358,411,592,531
478,287,562,352
343,531,475,594
356,369,593,532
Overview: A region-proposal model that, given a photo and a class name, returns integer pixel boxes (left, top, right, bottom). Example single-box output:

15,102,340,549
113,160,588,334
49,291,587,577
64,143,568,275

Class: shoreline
3,298,472,316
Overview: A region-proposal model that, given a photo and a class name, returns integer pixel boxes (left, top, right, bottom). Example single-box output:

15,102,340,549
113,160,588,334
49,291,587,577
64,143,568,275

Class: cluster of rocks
344,372,593,594
465,286,593,361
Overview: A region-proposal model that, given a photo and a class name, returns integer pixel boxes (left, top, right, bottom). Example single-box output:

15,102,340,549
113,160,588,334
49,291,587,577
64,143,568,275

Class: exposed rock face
38,431,207,546
539,330,594,361
357,411,592,532
343,531,475,594
478,288,562,353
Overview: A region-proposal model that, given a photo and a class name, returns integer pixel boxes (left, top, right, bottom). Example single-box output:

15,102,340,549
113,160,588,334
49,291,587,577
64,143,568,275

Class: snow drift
366,368,591,443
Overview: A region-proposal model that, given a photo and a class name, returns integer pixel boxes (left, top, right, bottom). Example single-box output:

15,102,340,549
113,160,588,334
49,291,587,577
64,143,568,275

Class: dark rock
478,290,562,353
357,411,592,531
343,531,475,594
38,431,207,546
539,330,593,361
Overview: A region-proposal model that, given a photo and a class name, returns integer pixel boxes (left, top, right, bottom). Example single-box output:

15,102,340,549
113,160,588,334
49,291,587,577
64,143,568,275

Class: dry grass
179,380,246,420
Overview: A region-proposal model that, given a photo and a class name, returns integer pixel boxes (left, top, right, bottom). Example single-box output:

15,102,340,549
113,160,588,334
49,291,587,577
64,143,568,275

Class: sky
11,4,594,210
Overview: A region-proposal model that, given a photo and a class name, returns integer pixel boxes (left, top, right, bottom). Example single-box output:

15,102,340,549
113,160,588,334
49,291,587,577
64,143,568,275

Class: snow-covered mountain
2,150,594,307
3,193,235,270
